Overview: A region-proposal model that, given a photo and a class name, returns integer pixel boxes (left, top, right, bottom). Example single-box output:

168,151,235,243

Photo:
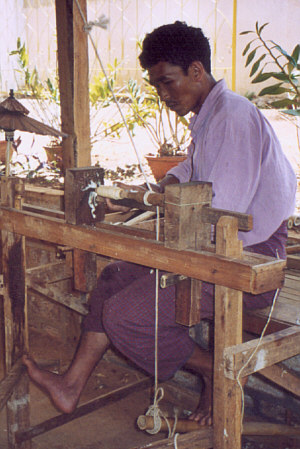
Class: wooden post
164,182,212,326
1,177,30,448
55,0,91,170
213,216,243,449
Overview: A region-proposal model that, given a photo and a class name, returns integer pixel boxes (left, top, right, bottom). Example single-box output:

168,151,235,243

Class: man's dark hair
139,21,211,74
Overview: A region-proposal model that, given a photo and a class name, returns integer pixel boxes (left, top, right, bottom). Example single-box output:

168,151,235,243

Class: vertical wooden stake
213,216,243,449
1,177,31,449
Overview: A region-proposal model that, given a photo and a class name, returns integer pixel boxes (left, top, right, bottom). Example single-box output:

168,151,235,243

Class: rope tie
145,388,164,434
83,14,109,32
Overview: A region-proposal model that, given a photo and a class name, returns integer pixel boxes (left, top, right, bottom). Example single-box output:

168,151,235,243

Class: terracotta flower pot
44,144,63,169
145,155,187,182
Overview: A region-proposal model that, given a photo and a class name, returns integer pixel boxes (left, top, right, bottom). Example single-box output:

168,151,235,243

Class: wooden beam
0,207,286,294
27,279,88,316
26,262,73,284
55,0,91,170
73,0,91,167
201,205,253,231
224,325,300,379
213,216,243,449
259,362,300,398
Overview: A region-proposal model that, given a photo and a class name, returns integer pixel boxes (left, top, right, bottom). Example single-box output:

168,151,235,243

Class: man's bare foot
22,355,80,414
189,375,213,426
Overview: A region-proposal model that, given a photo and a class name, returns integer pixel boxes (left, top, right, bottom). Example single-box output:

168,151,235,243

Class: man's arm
150,174,180,193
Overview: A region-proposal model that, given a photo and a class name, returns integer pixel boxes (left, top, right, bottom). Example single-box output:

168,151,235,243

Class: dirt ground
0,109,300,449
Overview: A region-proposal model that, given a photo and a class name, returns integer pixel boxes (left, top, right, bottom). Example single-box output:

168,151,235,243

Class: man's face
148,61,203,116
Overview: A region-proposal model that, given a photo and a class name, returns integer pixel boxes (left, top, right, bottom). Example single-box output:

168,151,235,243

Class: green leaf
291,44,300,63
242,39,257,56
258,22,269,34
272,72,295,82
270,98,296,108
251,71,275,83
271,41,296,66
250,54,266,76
258,83,287,96
245,48,257,67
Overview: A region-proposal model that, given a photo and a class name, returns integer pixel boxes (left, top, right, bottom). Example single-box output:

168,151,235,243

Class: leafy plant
241,22,300,116
9,38,61,135
10,37,60,104
89,58,120,107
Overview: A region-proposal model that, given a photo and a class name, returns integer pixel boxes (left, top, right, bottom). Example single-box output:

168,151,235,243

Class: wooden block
164,182,212,326
65,167,105,225
175,278,202,326
164,181,212,251
73,248,97,292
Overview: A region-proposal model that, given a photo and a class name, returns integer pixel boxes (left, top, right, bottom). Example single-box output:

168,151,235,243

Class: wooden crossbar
224,325,300,379
0,207,285,294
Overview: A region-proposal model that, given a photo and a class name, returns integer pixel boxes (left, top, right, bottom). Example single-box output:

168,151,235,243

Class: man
23,21,296,425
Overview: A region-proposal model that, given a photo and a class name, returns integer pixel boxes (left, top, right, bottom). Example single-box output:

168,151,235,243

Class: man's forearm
156,174,180,193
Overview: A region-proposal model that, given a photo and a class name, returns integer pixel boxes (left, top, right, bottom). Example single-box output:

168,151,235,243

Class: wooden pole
213,216,243,449
1,177,30,449
55,0,91,170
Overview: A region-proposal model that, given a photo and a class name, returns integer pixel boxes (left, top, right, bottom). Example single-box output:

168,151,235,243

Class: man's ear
189,61,205,81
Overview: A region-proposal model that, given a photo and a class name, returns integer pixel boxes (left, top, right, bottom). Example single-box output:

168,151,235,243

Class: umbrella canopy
0,109,67,138
0,90,67,138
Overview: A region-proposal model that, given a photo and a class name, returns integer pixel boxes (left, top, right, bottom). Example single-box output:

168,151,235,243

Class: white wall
0,0,299,96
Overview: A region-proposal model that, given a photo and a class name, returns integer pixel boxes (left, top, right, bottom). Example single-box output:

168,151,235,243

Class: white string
237,251,281,428
173,432,180,449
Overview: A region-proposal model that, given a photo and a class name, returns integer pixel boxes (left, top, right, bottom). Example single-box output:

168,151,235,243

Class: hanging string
73,0,152,191
236,251,281,429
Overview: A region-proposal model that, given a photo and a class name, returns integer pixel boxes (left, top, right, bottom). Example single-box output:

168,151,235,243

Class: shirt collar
188,79,227,137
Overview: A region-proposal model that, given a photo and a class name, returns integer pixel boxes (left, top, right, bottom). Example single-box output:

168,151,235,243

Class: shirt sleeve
205,107,263,214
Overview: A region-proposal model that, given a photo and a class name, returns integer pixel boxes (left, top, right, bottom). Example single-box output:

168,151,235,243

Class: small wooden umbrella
0,89,67,175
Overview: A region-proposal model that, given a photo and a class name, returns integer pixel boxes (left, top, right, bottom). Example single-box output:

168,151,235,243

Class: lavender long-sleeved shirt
167,80,296,246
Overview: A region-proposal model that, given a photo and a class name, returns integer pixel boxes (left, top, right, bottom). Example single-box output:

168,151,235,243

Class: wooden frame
1,175,296,449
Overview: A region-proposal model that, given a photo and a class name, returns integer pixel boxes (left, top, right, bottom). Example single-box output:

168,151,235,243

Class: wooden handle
137,415,300,437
